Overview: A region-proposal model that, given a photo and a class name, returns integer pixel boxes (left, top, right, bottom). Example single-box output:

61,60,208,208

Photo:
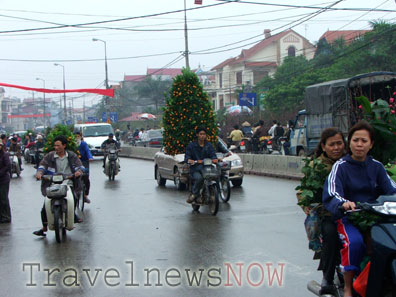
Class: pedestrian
0,142,11,223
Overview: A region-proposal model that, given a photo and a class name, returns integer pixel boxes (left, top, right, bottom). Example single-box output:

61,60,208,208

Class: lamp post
36,78,46,129
92,38,109,89
93,38,110,120
54,63,67,123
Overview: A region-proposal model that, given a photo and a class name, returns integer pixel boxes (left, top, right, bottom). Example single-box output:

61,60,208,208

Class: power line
0,2,230,34
214,0,396,13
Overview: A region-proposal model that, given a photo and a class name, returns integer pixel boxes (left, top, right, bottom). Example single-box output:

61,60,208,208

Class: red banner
0,82,114,97
8,113,51,119
195,0,203,4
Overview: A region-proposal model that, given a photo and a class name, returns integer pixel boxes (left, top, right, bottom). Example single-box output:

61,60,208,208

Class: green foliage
44,124,80,157
135,77,172,113
355,96,396,164
162,68,217,155
255,22,396,116
295,157,329,207
348,205,382,233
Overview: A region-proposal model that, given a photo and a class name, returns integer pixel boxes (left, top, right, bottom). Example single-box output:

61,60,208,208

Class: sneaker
319,278,335,295
186,194,196,204
33,229,46,236
84,197,91,204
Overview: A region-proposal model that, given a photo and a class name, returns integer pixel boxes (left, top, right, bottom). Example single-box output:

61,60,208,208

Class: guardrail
120,146,304,180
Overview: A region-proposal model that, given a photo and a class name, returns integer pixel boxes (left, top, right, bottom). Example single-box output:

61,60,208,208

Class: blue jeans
191,171,204,196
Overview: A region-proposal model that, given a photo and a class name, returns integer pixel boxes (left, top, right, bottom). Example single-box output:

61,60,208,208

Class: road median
120,146,304,180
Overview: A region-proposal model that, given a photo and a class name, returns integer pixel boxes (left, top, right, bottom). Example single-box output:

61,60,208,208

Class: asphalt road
0,157,321,297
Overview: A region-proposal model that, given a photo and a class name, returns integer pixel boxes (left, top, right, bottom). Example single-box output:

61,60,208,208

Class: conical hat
241,121,251,127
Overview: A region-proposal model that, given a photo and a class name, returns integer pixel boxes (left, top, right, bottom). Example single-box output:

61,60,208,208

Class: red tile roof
119,112,142,122
319,30,370,44
212,30,294,70
124,75,147,82
245,61,277,67
146,68,182,77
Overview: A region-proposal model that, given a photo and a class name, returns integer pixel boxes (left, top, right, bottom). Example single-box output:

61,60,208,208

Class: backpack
275,126,284,137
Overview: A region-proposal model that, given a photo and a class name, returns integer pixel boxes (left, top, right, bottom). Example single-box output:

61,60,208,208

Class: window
219,95,224,109
288,46,296,57
236,71,242,84
219,73,223,88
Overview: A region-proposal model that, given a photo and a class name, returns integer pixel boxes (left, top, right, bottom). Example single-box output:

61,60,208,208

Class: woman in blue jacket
323,120,396,297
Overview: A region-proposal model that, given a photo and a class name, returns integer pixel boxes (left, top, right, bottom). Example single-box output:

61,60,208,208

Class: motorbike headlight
372,202,396,215
231,159,242,167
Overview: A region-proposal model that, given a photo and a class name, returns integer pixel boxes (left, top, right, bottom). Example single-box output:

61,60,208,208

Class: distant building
319,30,370,45
210,29,315,110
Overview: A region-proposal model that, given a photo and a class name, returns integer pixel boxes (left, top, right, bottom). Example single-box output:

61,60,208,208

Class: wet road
0,158,320,297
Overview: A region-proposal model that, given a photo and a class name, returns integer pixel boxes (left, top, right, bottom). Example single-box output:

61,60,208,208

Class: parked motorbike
216,153,231,202
104,148,120,181
8,151,21,178
307,195,396,297
190,158,220,215
42,174,75,243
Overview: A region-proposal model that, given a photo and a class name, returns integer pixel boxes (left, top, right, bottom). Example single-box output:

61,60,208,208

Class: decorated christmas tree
44,124,80,158
162,68,217,155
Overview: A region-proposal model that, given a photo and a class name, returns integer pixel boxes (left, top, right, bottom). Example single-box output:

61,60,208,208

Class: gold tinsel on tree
162,68,217,155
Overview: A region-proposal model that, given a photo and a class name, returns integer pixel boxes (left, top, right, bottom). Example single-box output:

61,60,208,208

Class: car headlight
372,202,396,215
231,159,242,167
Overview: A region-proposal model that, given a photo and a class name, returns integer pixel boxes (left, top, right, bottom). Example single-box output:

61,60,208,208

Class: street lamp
92,38,109,89
54,63,67,122
36,77,46,129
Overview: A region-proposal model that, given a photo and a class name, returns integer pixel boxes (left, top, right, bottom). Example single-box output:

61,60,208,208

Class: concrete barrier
120,145,304,180
119,146,160,161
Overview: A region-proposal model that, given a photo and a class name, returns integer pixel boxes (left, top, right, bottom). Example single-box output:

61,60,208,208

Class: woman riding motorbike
323,120,396,297
297,127,346,294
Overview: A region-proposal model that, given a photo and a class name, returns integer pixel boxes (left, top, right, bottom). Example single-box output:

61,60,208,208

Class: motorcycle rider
268,120,278,138
34,135,45,169
101,133,120,169
323,120,396,297
0,142,11,223
8,137,23,171
228,125,243,146
185,127,218,204
75,132,93,204
33,135,84,237
297,127,346,295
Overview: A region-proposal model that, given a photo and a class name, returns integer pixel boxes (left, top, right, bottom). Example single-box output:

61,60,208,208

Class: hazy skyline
0,0,395,107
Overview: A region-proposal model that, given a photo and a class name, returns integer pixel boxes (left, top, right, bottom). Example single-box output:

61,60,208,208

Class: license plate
240,146,245,150
267,145,272,150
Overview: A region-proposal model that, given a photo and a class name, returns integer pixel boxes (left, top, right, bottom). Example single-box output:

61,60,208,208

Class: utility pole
183,0,190,69
54,63,67,123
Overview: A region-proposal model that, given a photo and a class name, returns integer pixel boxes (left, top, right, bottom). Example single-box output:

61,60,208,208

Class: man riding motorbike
185,127,218,204
33,135,84,237
8,137,23,171
34,135,45,169
101,133,120,169
75,132,93,204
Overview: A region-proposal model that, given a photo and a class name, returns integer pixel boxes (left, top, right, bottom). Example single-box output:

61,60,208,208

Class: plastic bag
304,210,322,252
353,261,370,297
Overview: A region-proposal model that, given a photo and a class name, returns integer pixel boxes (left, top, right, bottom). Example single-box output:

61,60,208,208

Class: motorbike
307,195,396,297
42,174,75,243
216,153,231,202
8,151,21,178
190,158,220,215
104,148,120,181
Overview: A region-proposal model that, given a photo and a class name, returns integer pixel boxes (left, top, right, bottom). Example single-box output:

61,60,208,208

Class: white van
74,123,114,156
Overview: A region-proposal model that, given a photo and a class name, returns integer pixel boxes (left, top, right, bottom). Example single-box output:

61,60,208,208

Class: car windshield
148,130,162,138
83,125,113,137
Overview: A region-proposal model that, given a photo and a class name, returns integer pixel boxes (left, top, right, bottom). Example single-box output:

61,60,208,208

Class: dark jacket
37,150,83,196
9,143,21,157
253,126,266,138
185,141,217,173
0,150,11,184
101,139,120,150
323,154,396,218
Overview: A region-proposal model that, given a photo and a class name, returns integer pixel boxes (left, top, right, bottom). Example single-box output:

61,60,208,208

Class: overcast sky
0,0,395,107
